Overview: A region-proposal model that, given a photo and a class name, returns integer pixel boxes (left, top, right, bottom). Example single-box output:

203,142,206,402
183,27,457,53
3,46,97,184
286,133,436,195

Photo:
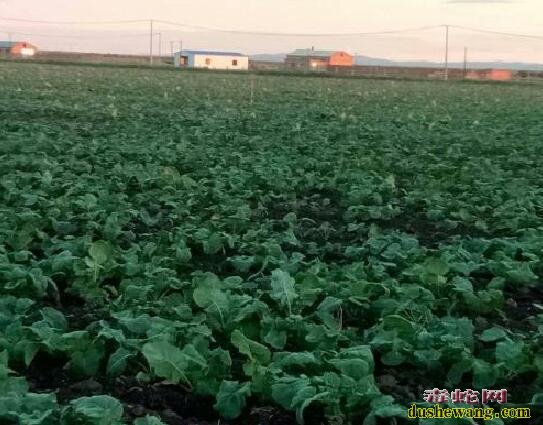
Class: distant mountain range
250,53,543,71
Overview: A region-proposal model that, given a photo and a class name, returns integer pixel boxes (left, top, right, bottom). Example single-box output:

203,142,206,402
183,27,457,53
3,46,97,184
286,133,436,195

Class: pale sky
1,0,542,63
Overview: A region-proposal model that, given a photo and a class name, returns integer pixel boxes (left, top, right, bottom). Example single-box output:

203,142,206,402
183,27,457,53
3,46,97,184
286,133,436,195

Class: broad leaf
231,330,271,365
214,381,251,419
270,269,298,315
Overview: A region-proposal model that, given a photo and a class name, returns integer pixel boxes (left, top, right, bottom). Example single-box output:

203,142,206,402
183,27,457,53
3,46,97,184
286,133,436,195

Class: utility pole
8,32,12,43
463,46,468,78
444,24,449,81
149,19,154,66
158,32,162,63
170,41,175,65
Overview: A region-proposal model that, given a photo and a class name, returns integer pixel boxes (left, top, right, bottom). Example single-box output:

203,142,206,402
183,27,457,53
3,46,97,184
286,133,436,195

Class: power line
0,15,442,35
5,31,150,39
2,16,543,40
155,20,443,37
450,25,543,40
0,16,146,25
1,15,543,40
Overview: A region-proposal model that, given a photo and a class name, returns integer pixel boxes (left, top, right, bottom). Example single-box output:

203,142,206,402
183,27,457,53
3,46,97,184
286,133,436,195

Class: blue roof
178,50,245,57
0,41,16,49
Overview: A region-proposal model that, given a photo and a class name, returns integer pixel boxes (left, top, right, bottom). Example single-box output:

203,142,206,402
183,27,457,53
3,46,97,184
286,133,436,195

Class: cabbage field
1,62,542,425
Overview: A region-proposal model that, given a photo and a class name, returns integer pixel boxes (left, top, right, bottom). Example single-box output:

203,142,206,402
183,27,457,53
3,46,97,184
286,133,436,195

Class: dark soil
266,189,344,227
265,189,360,265
45,273,110,330
23,353,324,425
377,210,489,249
25,352,74,399
504,285,543,322
264,188,496,254
116,376,323,425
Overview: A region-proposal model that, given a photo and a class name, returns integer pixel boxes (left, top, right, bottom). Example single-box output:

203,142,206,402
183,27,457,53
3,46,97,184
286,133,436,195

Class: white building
0,41,38,57
174,50,249,70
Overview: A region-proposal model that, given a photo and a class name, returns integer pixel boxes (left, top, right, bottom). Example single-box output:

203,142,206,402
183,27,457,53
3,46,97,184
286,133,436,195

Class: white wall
20,48,35,57
190,54,249,70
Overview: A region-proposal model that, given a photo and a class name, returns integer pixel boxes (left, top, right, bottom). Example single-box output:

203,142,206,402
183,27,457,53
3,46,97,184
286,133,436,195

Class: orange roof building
466,69,513,81
285,48,354,69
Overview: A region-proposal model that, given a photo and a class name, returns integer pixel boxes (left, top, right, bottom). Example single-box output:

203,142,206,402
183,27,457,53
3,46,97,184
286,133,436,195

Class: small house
174,50,249,70
0,41,38,57
466,69,513,81
285,48,354,70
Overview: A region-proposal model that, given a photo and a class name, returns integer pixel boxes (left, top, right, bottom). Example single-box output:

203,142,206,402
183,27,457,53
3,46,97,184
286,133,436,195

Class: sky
0,0,542,63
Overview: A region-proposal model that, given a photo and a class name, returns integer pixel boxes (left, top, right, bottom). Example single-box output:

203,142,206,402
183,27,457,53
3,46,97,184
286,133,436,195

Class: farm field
1,62,543,424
